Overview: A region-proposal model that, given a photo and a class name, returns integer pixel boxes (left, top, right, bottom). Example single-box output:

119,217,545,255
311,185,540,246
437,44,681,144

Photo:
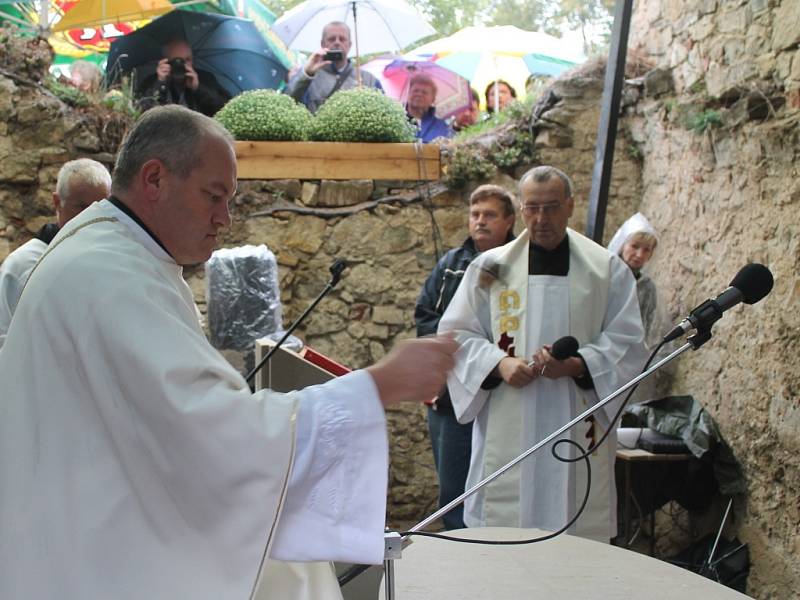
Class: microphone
329,258,346,285
551,335,579,360
663,263,773,343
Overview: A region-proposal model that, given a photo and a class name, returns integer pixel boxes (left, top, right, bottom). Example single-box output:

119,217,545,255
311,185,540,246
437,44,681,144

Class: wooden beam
234,141,441,181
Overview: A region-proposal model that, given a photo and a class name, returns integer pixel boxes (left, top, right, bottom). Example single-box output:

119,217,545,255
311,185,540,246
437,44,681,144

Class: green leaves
311,88,417,143
215,89,313,141
216,88,417,143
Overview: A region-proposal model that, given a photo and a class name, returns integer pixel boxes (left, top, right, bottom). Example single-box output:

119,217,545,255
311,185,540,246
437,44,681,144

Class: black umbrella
106,9,288,98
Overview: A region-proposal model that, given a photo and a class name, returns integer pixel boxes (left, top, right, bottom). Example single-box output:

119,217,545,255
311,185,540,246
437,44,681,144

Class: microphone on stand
245,258,347,385
663,263,773,343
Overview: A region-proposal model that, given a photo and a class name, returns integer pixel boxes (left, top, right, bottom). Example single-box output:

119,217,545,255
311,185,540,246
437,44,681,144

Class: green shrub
311,87,416,143
45,77,89,107
443,143,497,188
215,90,312,141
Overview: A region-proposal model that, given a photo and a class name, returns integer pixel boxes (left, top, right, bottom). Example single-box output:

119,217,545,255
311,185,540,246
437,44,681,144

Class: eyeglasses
520,202,563,216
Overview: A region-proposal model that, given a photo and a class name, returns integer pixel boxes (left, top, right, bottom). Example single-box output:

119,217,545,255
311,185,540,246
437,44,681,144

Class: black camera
323,50,344,62
167,57,187,77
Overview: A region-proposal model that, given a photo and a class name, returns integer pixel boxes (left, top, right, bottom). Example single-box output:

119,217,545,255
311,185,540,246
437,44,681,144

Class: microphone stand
245,258,346,385
340,328,714,598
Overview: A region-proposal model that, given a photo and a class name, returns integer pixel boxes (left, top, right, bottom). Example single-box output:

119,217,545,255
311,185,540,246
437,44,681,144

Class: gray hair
56,158,112,200
112,105,233,194
321,21,350,42
518,165,573,199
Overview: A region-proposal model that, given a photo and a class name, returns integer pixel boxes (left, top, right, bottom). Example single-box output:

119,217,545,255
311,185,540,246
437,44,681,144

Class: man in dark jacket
414,184,515,529
137,39,230,117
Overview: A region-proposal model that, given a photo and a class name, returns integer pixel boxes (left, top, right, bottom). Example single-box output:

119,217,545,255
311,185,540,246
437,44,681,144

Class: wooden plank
234,141,440,181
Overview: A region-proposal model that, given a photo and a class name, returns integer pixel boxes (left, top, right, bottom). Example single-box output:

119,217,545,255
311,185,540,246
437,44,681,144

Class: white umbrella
272,0,435,60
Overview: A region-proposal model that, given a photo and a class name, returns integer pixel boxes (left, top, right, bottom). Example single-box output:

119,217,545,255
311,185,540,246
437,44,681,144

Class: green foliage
626,142,643,161
688,78,707,96
684,109,722,134
101,88,140,118
311,87,416,143
45,77,90,107
492,145,524,169
215,89,312,141
443,143,497,188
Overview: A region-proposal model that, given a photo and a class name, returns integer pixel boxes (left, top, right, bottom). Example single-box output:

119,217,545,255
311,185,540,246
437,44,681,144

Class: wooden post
585,0,634,244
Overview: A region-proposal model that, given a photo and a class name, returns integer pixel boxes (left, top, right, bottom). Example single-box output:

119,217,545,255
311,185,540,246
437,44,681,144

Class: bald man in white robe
0,106,457,599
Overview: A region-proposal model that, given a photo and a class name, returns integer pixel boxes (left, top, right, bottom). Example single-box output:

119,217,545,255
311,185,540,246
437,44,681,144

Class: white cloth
0,237,46,349
439,229,647,541
0,200,388,600
606,212,657,256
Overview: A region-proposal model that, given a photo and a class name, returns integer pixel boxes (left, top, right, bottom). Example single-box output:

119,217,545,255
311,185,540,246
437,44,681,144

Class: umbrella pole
352,2,362,86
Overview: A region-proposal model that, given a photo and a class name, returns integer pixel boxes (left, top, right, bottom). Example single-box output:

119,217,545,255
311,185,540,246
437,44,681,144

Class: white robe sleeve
270,370,388,564
438,261,507,424
578,256,648,421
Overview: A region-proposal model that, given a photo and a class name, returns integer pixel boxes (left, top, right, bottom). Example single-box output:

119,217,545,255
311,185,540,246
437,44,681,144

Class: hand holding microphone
499,335,582,386
532,335,583,380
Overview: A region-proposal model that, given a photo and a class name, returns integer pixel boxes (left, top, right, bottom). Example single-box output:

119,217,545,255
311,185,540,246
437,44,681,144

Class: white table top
380,527,750,599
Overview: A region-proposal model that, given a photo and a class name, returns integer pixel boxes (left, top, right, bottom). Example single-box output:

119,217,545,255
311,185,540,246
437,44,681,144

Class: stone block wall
0,73,129,261
630,0,800,596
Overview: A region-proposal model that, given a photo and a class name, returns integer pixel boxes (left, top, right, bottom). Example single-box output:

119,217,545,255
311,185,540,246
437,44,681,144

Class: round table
379,527,749,599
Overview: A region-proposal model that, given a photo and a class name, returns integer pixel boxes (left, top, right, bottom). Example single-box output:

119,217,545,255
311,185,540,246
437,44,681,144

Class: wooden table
616,448,692,555
380,527,749,599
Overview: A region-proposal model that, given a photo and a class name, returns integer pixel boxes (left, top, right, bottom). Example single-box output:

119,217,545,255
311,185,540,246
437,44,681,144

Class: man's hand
497,356,536,388
366,334,458,407
532,345,585,380
156,58,171,82
303,48,332,77
184,61,199,91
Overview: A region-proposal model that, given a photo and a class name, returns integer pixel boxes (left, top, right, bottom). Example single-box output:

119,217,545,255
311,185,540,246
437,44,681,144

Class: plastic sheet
206,245,283,351
625,395,746,495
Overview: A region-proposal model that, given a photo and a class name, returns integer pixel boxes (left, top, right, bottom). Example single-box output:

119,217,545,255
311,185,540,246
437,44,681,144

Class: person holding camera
137,39,230,117
284,21,382,113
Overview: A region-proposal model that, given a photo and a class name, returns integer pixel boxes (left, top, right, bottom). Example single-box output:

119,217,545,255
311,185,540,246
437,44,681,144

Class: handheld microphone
528,335,578,368
663,263,773,343
551,335,579,360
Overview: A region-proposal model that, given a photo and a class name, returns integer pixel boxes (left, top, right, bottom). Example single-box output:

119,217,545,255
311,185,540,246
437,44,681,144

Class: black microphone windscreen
729,263,773,304
551,335,579,360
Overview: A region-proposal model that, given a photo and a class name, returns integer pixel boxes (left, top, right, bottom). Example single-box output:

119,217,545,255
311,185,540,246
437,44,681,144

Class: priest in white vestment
0,158,111,349
440,166,647,542
0,106,457,600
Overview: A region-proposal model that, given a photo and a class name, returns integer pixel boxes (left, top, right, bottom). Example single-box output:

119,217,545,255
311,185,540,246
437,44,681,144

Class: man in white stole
0,106,458,600
440,166,647,542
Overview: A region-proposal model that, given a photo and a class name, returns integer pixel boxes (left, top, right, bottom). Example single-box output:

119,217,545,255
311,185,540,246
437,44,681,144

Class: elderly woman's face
621,237,655,270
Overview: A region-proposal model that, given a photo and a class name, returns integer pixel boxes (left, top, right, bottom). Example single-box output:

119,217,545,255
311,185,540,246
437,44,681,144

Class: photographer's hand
156,58,171,82
184,62,199,91
303,48,331,77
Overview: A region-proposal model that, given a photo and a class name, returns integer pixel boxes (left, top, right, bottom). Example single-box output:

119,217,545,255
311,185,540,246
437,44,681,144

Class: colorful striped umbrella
410,25,584,110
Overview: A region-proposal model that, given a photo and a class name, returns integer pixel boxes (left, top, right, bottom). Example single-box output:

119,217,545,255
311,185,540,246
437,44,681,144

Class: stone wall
4,4,797,592
0,75,127,261
629,0,800,597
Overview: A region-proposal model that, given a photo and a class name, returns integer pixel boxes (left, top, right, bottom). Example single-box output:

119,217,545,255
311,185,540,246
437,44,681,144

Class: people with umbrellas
284,21,382,113
137,38,230,117
405,73,452,143
452,87,480,132
485,79,517,114
106,10,289,113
